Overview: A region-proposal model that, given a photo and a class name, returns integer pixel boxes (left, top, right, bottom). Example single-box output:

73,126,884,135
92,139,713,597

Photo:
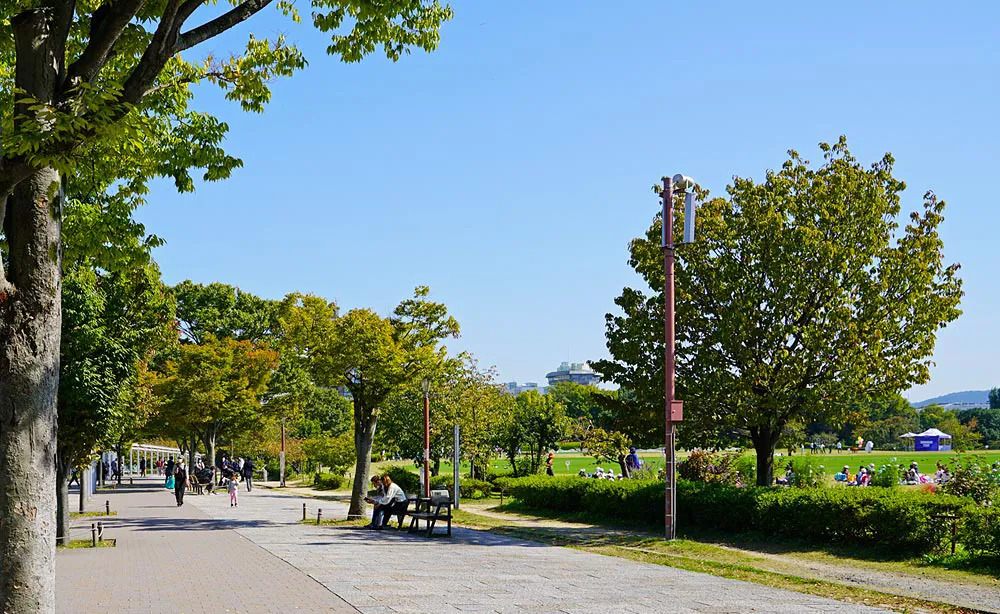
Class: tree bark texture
751,427,780,487
348,401,376,519
0,167,62,613
55,458,70,547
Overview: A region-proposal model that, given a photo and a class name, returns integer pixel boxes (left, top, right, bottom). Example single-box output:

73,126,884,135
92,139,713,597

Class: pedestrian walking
242,458,254,492
228,474,239,507
140,458,146,476
165,457,175,485
174,462,188,507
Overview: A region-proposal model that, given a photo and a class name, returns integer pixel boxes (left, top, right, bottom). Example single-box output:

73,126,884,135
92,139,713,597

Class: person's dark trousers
174,486,185,506
244,474,253,492
380,500,407,527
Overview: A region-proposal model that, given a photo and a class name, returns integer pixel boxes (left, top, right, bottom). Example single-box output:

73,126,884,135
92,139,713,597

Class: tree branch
119,0,205,105
175,0,273,54
64,0,148,85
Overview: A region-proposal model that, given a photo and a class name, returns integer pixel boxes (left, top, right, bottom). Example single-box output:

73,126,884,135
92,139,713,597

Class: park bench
406,489,452,537
387,495,416,529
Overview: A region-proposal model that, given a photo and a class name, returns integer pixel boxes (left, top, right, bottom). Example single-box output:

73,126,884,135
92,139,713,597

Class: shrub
941,455,1000,505
677,450,741,485
733,455,756,484
384,466,421,494
429,475,493,499
869,463,903,488
312,472,344,490
481,468,514,485
499,476,969,554
785,457,826,488
558,441,581,451
959,505,1000,556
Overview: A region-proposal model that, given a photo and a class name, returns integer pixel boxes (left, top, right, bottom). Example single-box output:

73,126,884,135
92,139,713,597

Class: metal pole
662,176,677,541
423,390,431,498
453,424,460,509
280,418,286,487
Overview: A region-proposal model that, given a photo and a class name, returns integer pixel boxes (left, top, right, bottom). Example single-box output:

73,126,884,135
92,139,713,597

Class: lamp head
672,174,695,193
421,378,431,394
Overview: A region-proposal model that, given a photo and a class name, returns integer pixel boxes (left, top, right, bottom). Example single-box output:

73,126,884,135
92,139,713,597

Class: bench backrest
429,489,451,505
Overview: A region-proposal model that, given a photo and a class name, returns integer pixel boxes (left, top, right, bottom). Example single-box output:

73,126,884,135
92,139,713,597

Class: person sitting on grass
905,462,920,485
775,463,794,486
834,465,851,482
366,475,407,530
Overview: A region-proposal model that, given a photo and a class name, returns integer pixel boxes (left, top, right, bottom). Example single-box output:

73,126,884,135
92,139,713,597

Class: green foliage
677,450,742,485
558,441,582,451
957,408,1000,447
312,472,345,491
385,466,421,495
429,475,492,500
547,382,607,425
302,432,355,476
785,457,827,488
58,262,175,470
171,281,280,345
959,506,1000,556
501,477,968,553
940,456,1000,505
594,139,963,485
869,463,903,488
582,428,630,469
494,390,568,477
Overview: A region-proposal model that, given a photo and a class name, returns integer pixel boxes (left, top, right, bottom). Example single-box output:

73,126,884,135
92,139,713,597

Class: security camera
672,174,695,192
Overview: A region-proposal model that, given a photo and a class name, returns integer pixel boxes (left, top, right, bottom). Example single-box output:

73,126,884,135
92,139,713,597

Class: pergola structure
127,443,203,474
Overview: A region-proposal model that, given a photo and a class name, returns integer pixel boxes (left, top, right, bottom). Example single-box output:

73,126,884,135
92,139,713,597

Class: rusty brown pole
662,176,677,541
423,382,431,498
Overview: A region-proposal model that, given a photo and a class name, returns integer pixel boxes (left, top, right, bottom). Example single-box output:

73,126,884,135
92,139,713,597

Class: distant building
545,362,601,387
505,381,547,395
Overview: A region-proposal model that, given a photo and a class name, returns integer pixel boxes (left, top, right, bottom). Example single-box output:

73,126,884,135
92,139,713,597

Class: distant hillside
912,390,990,408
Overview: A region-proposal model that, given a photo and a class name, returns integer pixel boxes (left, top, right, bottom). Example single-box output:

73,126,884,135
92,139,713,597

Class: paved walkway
184,486,889,614
56,478,356,613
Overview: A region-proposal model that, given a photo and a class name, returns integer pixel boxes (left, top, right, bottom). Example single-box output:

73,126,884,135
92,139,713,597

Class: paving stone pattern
55,479,356,613
186,486,891,614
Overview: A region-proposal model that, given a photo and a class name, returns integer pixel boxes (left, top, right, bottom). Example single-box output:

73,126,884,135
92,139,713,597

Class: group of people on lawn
830,461,952,486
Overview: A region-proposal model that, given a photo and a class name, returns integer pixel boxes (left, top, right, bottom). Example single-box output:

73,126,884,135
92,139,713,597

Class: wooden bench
388,495,416,529
406,489,452,537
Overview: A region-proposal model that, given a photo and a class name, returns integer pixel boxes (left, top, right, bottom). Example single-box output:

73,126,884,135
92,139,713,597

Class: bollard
130,477,133,485
91,523,97,547
105,500,110,515
302,503,307,521
97,522,103,542
317,509,322,525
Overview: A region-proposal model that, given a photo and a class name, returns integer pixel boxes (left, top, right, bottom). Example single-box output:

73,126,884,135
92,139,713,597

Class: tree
152,334,278,468
172,280,279,344
320,287,459,518
596,139,963,486
547,381,608,426
495,390,567,477
957,408,1000,447
56,263,174,545
0,2,451,607
989,388,1000,410
936,414,982,451
582,428,631,476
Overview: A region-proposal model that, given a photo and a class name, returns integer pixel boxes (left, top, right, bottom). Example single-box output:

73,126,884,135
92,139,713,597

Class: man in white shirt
366,475,407,529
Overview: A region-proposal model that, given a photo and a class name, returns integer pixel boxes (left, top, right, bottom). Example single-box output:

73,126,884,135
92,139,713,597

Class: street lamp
662,173,697,540
421,378,431,498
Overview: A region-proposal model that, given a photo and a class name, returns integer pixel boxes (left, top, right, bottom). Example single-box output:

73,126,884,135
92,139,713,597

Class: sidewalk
56,477,356,613
186,485,888,614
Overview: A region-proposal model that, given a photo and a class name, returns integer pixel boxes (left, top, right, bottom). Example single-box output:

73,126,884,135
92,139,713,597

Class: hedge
384,466,421,494
429,475,493,499
959,506,1000,555
312,472,344,490
498,476,974,554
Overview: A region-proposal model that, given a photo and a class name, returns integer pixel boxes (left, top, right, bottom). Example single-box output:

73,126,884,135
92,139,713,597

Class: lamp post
662,173,696,540
280,417,286,487
421,378,431,498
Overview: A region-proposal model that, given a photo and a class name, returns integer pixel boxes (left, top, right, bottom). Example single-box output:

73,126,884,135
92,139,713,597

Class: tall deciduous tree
597,139,963,486
0,3,450,608
494,390,567,477
56,263,174,545
152,334,278,468
322,287,458,518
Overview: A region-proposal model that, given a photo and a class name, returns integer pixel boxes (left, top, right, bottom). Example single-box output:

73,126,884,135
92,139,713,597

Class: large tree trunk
55,459,70,547
432,455,441,477
189,433,196,470
78,466,85,513
348,401,377,519
0,165,63,612
750,426,780,486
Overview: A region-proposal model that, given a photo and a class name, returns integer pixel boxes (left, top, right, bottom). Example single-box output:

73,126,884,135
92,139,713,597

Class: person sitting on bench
366,474,407,530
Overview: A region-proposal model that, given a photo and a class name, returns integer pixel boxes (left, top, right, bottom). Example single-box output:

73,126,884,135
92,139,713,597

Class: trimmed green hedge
498,476,973,554
384,466,421,495
429,475,493,499
312,472,344,490
959,506,1000,555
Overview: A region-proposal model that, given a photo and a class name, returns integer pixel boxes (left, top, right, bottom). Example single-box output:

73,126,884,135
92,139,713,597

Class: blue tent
910,428,952,452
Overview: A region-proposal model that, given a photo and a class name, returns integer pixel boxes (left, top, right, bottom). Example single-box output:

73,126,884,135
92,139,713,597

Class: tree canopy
596,139,963,485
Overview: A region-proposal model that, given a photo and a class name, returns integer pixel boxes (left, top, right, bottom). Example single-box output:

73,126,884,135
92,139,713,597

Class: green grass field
424,449,1000,479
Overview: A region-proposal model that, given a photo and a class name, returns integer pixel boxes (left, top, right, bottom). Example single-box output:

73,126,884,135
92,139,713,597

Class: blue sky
136,2,1000,401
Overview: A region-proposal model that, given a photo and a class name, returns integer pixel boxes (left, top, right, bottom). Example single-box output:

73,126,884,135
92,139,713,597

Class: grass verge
57,539,116,549
70,511,118,517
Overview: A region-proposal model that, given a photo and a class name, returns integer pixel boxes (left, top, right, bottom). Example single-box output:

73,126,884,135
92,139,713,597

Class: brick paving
55,477,356,613
184,486,891,614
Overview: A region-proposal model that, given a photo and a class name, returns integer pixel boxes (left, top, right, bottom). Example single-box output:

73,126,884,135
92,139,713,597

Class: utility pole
280,417,286,487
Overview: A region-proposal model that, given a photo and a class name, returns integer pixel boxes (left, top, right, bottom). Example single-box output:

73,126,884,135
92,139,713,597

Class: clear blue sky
136,2,1000,402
